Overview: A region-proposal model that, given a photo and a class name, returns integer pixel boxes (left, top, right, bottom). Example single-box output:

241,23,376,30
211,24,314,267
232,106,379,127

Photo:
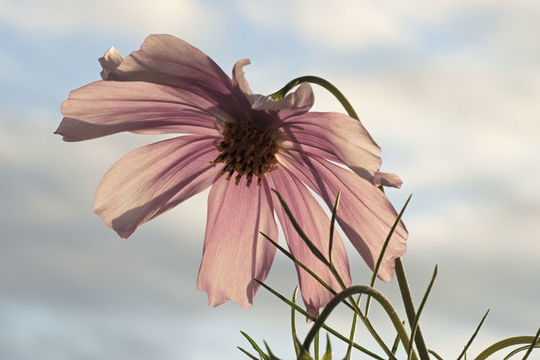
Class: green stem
269,191,397,358
273,75,430,359
395,258,431,359
301,285,417,360
269,76,359,120
474,336,538,360
327,258,396,359
256,280,384,360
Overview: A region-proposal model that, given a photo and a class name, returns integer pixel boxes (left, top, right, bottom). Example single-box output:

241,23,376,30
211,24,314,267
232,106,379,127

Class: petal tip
373,171,403,189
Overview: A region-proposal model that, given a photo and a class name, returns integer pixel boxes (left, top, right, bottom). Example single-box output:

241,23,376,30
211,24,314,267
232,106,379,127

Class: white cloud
236,0,486,49
236,0,540,53
0,0,223,41
0,112,209,237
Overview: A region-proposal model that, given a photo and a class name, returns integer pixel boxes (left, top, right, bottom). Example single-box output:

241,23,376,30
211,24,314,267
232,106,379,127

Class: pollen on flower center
212,121,279,187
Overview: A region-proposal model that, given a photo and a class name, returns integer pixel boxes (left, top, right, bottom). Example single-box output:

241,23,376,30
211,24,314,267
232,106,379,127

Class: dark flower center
212,121,279,187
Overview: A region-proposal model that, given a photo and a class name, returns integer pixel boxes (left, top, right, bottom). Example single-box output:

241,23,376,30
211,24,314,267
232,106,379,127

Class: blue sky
1,1,539,359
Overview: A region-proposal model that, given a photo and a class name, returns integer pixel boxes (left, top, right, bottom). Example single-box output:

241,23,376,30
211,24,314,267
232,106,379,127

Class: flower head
56,34,407,315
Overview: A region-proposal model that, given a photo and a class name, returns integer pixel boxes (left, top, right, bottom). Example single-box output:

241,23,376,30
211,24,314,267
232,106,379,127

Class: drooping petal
278,151,407,282
57,80,225,141
197,177,278,308
232,58,253,96
108,34,251,119
278,111,384,183
232,59,314,120
267,169,351,316
99,46,123,80
373,171,403,188
93,135,221,238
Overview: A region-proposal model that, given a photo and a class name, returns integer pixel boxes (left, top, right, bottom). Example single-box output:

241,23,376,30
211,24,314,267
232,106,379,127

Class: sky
1,0,539,359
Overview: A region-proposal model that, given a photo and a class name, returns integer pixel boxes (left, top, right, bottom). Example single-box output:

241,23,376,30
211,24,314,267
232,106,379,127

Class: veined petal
278,111,383,183
278,151,407,282
232,59,314,119
108,34,251,119
267,169,351,316
57,80,224,141
197,177,278,308
93,135,221,238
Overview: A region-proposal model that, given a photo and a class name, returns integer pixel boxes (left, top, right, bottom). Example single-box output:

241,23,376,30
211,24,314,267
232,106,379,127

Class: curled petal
279,151,407,281
232,58,252,96
373,171,403,189
57,80,224,141
93,135,221,238
268,169,351,316
108,34,251,118
232,59,314,119
253,83,314,120
197,177,277,308
99,46,123,80
278,111,382,182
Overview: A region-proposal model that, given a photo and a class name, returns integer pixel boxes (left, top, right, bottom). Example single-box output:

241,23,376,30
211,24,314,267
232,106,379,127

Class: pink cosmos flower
56,34,407,315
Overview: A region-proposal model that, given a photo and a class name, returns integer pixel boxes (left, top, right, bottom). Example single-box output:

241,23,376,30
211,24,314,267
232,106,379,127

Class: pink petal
99,46,123,80
197,177,277,308
232,59,314,119
57,80,225,141
267,169,351,316
107,34,251,118
232,58,253,96
278,111,384,183
373,171,403,188
93,135,221,238
278,151,407,282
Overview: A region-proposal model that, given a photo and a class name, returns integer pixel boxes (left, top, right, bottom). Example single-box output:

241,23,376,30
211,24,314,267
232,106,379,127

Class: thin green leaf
271,189,329,266
428,349,444,360
344,309,358,360
406,265,437,360
328,190,341,265
314,330,320,360
255,280,385,360
259,231,395,360
365,194,412,315
238,346,260,360
394,258,431,360
390,330,401,356
260,232,335,296
503,344,540,360
457,309,490,360
299,285,414,360
321,334,332,360
299,351,314,360
241,331,269,360
291,287,302,357
475,336,538,360
264,341,282,360
522,327,540,360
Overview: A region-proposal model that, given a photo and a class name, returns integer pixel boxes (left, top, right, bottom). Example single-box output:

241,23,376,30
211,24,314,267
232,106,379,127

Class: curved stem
269,75,359,120
474,336,538,360
301,285,417,360
262,230,393,358
274,75,431,359
256,280,385,360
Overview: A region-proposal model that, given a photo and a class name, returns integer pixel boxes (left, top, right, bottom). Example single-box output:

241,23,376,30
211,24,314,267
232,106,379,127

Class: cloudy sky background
1,0,539,359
